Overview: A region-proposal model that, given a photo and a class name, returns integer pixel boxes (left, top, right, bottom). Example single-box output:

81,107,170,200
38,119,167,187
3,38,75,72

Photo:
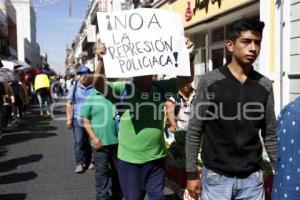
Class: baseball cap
77,66,91,75
41,69,49,74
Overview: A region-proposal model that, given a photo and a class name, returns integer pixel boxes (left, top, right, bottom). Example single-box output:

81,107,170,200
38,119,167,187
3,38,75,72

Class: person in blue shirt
66,66,94,173
272,97,300,200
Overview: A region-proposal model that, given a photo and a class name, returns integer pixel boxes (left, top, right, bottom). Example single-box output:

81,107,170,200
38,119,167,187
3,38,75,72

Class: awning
1,60,21,70
0,60,31,70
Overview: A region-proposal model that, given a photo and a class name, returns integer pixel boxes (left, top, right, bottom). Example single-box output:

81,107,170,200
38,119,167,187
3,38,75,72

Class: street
0,101,175,200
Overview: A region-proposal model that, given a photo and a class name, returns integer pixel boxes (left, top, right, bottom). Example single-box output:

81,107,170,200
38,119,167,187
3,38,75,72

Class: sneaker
46,110,51,116
88,163,94,170
75,165,84,173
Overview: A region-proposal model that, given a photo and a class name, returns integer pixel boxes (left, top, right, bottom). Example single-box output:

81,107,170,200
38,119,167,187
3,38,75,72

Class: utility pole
68,0,72,16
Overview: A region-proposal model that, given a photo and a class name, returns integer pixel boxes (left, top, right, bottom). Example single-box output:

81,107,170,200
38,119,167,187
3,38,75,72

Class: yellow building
154,0,283,113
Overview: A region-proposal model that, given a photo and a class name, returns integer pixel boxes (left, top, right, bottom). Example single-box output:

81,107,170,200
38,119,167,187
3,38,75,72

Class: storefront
157,0,258,81
153,2,278,198
155,0,283,113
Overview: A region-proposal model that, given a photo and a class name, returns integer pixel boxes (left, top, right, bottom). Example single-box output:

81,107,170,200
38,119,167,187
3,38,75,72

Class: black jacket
186,65,278,179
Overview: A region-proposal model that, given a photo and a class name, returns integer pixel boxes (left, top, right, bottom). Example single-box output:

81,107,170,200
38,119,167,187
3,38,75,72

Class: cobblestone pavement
0,102,176,200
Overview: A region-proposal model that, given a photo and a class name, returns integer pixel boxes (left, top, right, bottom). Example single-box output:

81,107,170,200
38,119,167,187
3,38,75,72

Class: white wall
289,0,300,101
11,0,39,66
273,0,284,115
11,0,29,62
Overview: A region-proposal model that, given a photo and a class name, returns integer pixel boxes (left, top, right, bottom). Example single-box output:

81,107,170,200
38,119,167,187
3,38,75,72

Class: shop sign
184,0,223,22
185,1,193,22
193,0,222,14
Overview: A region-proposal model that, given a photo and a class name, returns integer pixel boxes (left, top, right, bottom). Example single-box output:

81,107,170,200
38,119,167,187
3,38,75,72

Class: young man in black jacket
185,18,278,199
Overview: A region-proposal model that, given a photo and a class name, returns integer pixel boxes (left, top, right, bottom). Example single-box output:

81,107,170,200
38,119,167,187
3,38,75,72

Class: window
212,27,224,43
225,23,234,40
212,48,224,69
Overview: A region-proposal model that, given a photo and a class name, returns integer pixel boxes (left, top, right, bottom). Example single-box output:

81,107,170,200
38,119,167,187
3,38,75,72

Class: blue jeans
201,167,264,200
118,158,165,200
93,144,122,200
37,93,49,113
72,119,92,166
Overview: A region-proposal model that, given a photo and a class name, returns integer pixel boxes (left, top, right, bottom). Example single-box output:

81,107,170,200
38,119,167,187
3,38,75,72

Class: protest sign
97,9,190,78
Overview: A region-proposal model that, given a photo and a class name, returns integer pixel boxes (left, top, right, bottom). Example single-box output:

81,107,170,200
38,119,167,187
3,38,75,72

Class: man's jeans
37,93,49,113
201,167,264,200
72,119,92,166
93,144,122,200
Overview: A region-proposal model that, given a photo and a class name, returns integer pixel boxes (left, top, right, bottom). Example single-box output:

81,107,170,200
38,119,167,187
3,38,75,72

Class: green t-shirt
107,79,177,164
80,89,118,146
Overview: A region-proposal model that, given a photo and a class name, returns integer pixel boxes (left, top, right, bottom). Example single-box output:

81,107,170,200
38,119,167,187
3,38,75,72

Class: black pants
15,97,23,120
1,105,12,128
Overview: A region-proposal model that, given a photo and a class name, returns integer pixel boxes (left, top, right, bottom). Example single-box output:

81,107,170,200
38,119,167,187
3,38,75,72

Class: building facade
0,0,17,59
0,1,9,58
66,0,300,111
153,0,299,113
283,0,300,102
11,0,40,67
66,0,114,74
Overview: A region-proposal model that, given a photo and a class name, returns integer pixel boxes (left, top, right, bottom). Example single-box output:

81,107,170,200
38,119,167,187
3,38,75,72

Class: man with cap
66,65,94,173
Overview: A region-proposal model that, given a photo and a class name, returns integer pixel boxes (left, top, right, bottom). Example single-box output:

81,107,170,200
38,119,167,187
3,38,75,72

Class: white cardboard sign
97,9,190,78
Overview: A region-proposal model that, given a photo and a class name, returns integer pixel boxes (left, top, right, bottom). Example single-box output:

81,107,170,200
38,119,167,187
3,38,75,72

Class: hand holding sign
185,37,195,55
97,9,190,78
95,41,107,60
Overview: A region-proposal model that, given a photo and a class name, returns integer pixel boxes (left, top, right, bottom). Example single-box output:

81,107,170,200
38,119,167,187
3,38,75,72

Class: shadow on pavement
164,194,179,200
4,125,57,134
24,125,58,132
0,132,57,146
52,110,66,115
3,113,52,134
0,154,43,173
0,193,27,200
0,171,38,184
4,122,51,133
0,146,7,157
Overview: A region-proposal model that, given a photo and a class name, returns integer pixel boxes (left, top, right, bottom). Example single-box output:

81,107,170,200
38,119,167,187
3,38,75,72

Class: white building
0,0,18,59
278,0,300,104
11,0,40,67
0,1,9,58
67,0,115,73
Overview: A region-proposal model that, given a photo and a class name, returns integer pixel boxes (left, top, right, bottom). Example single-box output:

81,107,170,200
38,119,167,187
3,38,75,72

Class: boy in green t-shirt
81,89,122,200
93,38,194,200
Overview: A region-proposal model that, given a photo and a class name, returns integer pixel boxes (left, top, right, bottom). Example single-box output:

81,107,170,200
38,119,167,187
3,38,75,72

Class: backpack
114,82,166,135
71,81,78,101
